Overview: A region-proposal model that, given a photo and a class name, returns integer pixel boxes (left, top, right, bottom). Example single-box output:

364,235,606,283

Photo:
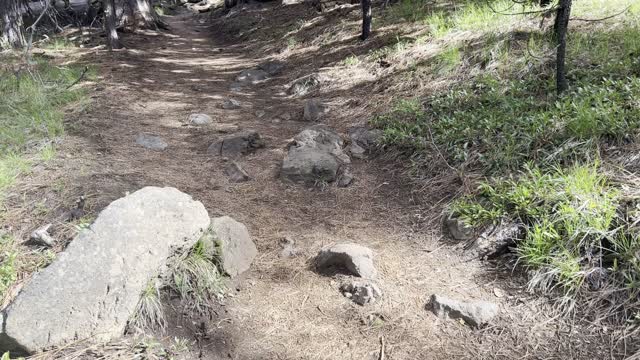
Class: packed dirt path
25,7,604,360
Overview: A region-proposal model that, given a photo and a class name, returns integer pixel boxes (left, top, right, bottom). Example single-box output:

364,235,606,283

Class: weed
169,235,225,313
451,163,639,316
130,280,166,332
342,55,360,66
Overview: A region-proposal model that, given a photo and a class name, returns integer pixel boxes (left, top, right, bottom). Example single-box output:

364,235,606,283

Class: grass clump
169,236,225,313
0,56,91,204
0,233,56,304
130,280,166,332
452,164,639,316
373,75,640,170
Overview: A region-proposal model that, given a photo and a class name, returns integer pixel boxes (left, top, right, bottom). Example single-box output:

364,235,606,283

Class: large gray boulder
281,125,350,183
315,243,377,279
208,216,257,278
0,187,210,355
429,294,498,327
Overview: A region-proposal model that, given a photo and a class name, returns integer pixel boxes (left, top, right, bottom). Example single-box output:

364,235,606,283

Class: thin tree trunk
128,0,167,29
555,0,572,94
104,0,123,49
1,0,26,48
361,0,371,40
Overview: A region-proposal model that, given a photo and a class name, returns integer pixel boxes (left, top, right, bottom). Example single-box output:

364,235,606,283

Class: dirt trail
21,8,594,360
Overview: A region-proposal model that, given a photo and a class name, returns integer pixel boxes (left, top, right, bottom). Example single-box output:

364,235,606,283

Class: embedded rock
340,280,382,305
221,99,241,110
445,215,474,241
303,99,327,122
470,221,522,259
136,134,168,150
207,131,265,157
315,243,376,279
281,125,349,183
189,113,212,125
287,74,321,96
429,294,498,327
0,187,210,355
236,69,269,84
207,216,257,278
225,161,250,183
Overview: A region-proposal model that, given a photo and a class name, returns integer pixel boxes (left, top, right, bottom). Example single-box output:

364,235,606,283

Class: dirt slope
6,5,619,360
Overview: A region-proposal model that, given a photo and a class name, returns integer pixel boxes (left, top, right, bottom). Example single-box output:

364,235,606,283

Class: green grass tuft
451,163,639,314
169,237,225,313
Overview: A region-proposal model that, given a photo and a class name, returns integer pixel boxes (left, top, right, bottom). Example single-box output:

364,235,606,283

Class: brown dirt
3,3,628,360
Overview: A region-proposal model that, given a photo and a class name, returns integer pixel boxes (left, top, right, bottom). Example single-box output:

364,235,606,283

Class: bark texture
360,0,371,40
104,0,123,49
555,0,572,94
0,0,26,48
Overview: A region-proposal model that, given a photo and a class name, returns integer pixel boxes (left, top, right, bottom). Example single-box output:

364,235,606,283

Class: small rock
349,143,366,159
493,288,505,298
221,99,241,110
258,61,285,76
279,236,299,258
315,243,377,279
349,127,382,149
281,125,350,184
429,294,499,327
445,214,474,241
29,224,55,247
340,280,382,305
205,216,258,278
188,113,212,125
471,221,522,259
236,69,269,84
287,74,321,96
277,112,292,121
255,110,266,118
136,134,168,150
303,99,327,122
212,123,240,133
224,161,250,183
208,131,265,157
337,168,354,187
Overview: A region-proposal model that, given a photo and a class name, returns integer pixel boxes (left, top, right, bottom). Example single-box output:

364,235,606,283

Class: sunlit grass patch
451,163,638,314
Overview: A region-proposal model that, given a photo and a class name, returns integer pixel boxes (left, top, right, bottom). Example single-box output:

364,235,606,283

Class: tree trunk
104,0,123,49
555,0,572,94
360,0,371,40
128,0,167,29
0,0,26,48
225,0,238,10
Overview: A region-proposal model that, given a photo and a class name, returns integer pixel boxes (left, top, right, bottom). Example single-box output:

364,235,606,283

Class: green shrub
451,164,639,314
373,75,640,170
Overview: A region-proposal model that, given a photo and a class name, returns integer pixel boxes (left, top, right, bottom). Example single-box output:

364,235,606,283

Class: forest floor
1,3,631,360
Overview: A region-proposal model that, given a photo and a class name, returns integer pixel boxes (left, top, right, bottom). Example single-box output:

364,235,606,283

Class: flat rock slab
429,294,498,327
315,243,377,279
136,134,168,150
0,187,210,354
221,99,241,110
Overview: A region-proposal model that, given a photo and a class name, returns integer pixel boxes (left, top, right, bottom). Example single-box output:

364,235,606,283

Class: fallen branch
66,66,89,89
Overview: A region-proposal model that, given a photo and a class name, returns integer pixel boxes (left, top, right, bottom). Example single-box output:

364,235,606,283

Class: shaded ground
3,3,626,359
